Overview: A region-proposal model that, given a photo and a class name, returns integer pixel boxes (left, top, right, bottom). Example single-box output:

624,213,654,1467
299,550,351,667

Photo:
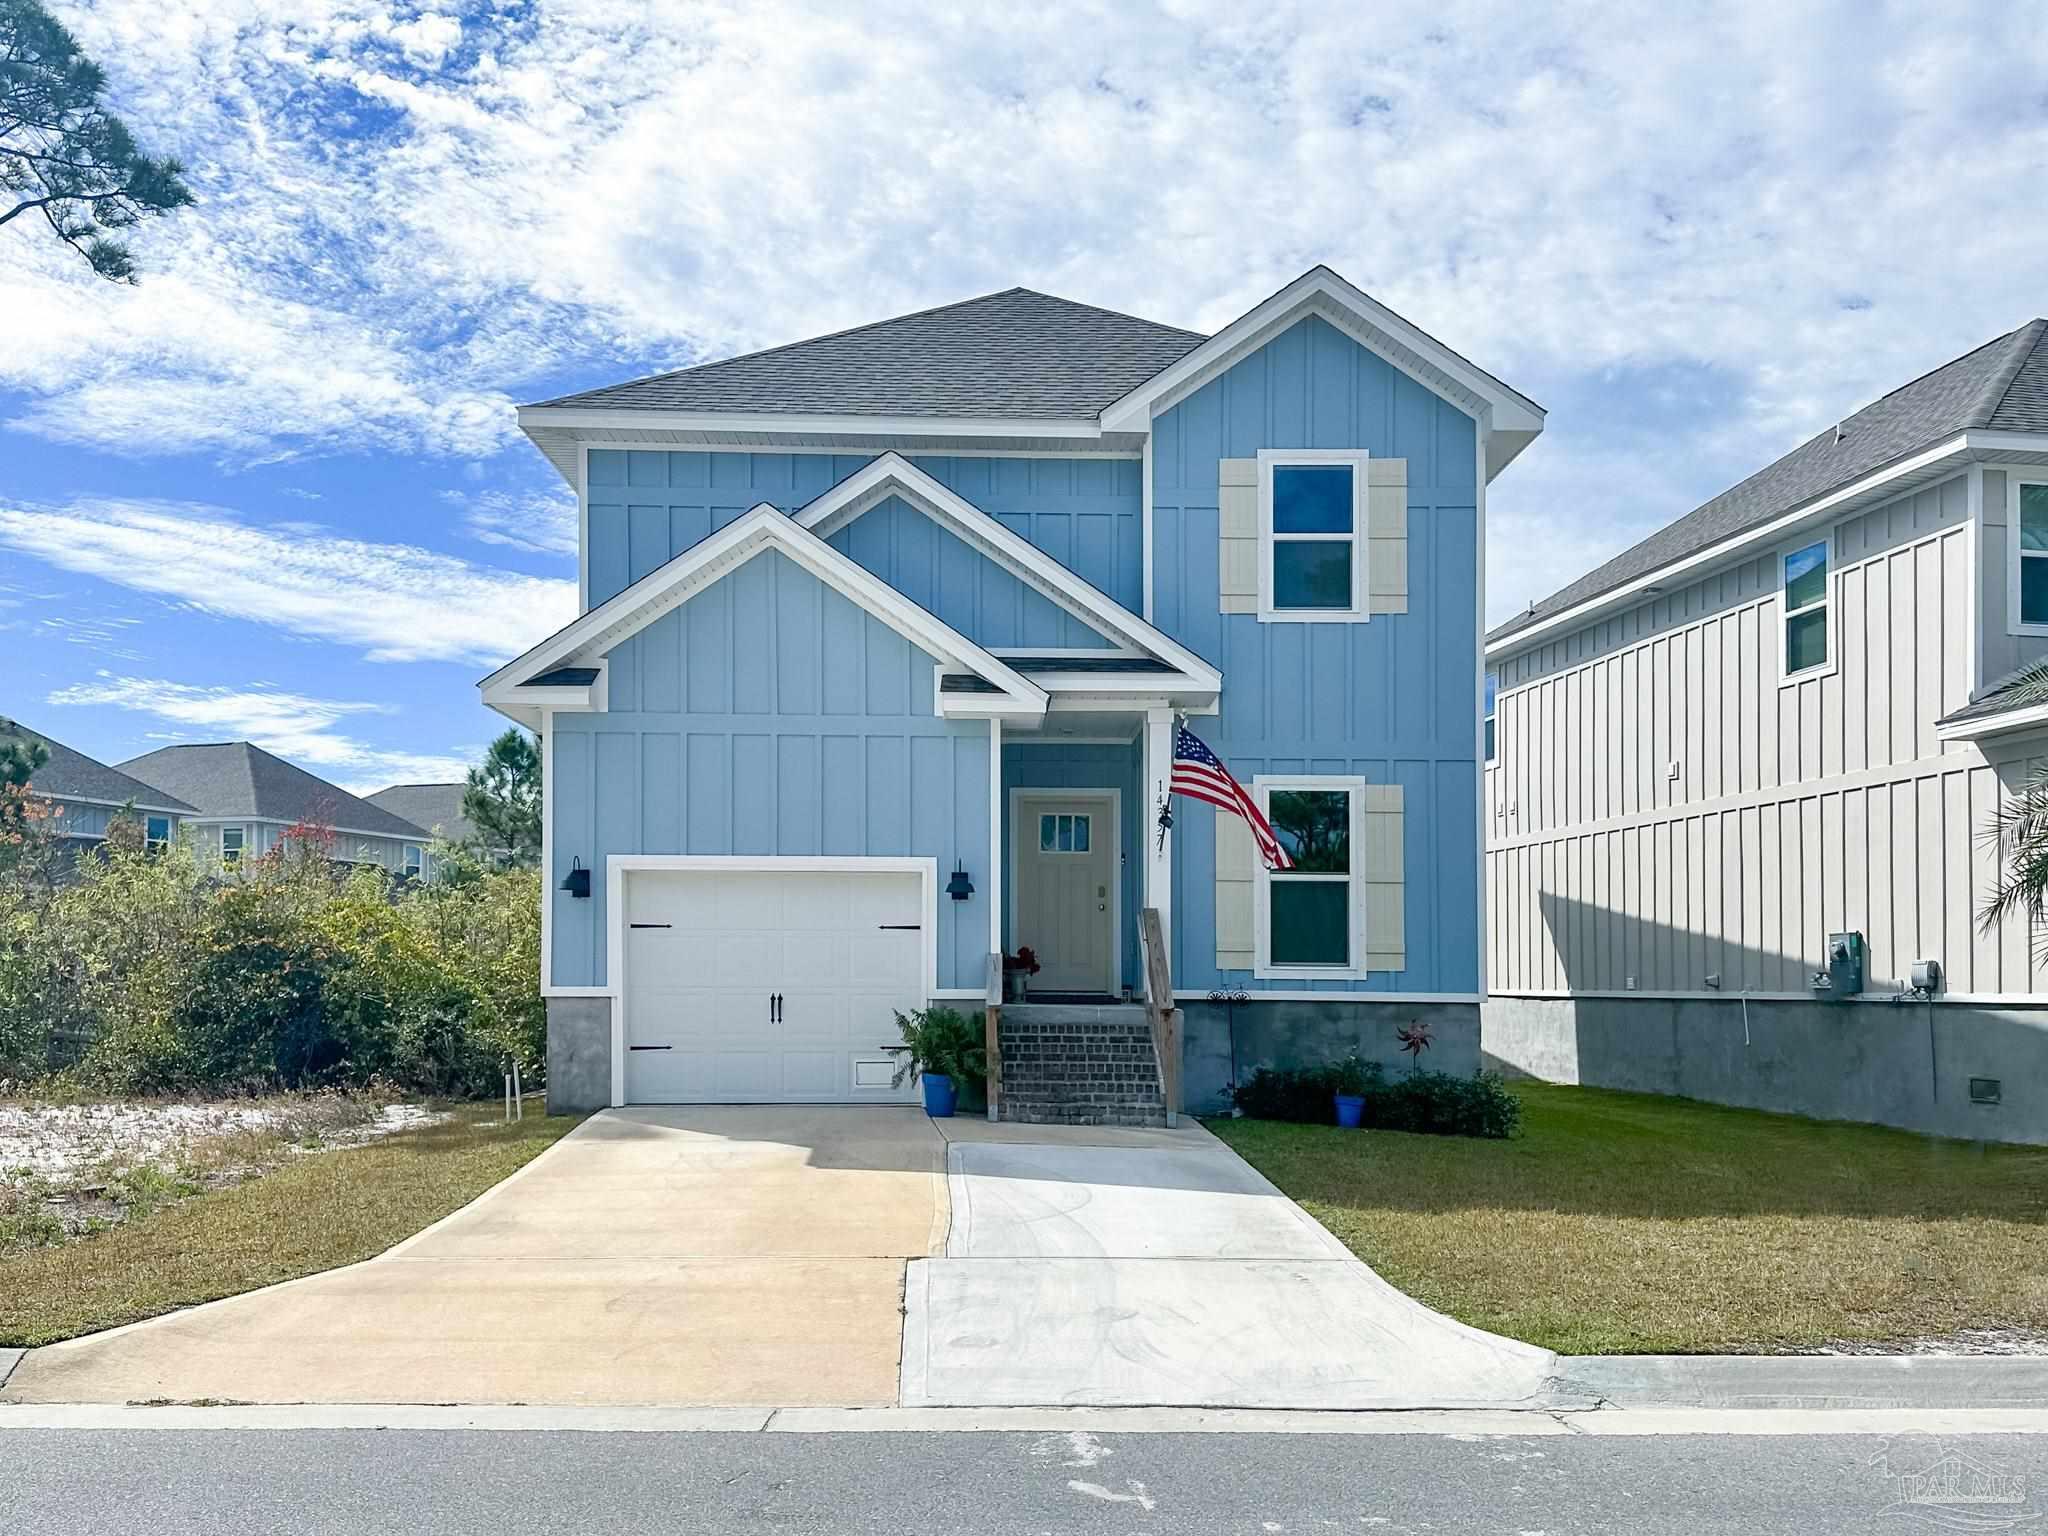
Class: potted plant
889,1005,988,1118
1330,1051,1378,1129
1002,946,1040,1003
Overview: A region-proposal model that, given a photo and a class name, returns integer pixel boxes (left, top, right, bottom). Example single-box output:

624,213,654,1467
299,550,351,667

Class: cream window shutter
1367,460,1408,616
1363,783,1405,971
1218,458,1258,615
1214,807,1256,972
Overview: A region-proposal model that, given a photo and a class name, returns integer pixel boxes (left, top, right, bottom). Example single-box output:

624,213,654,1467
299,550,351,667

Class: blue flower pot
923,1073,957,1118
1333,1093,1365,1129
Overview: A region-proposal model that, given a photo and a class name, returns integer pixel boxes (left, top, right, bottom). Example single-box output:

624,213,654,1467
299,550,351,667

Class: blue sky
4,0,2045,790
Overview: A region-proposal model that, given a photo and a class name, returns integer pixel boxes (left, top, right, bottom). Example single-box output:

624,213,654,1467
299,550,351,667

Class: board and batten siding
1486,470,2045,996
585,449,1142,624
549,548,993,992
1151,313,1483,996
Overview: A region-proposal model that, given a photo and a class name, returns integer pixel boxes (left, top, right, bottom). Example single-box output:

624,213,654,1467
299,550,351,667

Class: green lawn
0,1103,582,1348
1208,1082,2048,1355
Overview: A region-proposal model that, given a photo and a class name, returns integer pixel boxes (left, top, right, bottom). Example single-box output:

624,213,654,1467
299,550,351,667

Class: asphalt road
8,1428,2048,1534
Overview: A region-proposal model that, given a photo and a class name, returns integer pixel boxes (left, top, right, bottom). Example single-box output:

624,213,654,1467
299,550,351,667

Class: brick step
995,1010,1166,1127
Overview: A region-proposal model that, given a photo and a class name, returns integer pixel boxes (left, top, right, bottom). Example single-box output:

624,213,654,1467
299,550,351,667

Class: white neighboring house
1,717,195,853
118,741,432,879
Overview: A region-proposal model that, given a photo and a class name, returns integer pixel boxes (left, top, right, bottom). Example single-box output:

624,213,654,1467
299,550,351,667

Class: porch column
1141,707,1174,982
987,716,1003,958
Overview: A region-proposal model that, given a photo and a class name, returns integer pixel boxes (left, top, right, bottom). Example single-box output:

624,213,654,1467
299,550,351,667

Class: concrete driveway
5,1107,946,1407
902,1117,1558,1409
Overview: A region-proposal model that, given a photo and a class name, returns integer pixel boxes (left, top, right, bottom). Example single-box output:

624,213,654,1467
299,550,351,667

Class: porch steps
996,1004,1167,1128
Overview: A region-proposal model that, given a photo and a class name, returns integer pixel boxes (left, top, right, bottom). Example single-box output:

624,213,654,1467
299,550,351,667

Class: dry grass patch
0,1103,580,1347
1208,1082,2048,1354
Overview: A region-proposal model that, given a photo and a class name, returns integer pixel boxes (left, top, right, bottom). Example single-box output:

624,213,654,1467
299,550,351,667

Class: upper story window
1780,537,1832,682
1483,672,1499,763
144,815,171,851
1254,776,1367,979
2013,478,2048,632
220,825,245,867
1257,450,1368,622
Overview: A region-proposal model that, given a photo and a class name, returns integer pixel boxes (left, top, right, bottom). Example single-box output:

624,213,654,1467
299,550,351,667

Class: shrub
890,1006,988,1091
1369,1070,1522,1139
1234,1063,1358,1123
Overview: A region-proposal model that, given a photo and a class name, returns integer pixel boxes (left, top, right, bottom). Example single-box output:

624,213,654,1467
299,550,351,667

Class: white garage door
622,866,927,1104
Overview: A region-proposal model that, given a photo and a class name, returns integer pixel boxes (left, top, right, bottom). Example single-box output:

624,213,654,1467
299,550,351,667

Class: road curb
0,1349,22,1390
1556,1354,2048,1410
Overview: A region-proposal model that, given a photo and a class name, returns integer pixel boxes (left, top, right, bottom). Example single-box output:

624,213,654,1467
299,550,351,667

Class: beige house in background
1481,319,2048,1144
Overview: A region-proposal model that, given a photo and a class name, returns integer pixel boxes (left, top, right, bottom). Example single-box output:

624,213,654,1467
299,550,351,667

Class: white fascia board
794,452,1223,690
479,503,1045,716
1936,702,2048,743
1028,672,1218,696
1485,432,1980,663
516,406,1106,441
1097,265,1544,447
42,791,196,818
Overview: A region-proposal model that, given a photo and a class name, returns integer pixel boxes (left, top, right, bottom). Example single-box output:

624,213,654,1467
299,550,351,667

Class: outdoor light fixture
560,857,591,899
946,863,975,901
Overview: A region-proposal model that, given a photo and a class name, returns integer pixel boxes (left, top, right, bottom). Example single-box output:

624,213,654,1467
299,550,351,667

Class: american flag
1170,724,1292,870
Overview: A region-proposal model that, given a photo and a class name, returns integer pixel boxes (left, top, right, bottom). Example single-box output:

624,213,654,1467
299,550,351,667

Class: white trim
1938,700,2048,743
988,645,1143,659
521,406,1110,441
1776,530,1838,687
988,719,1003,961
1255,449,1369,623
218,823,246,866
25,791,193,818
1251,774,1369,981
578,441,590,612
1474,426,1489,997
1486,433,2009,660
539,709,556,994
1141,432,1155,623
480,502,1047,721
1177,990,1484,1004
2004,465,2048,637
1007,787,1121,995
793,452,1223,690
1968,463,1986,696
1097,268,1544,472
604,855,941,1109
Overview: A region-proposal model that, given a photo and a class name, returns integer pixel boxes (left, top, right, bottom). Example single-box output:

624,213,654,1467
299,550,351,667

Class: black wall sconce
560,857,591,899
946,862,975,901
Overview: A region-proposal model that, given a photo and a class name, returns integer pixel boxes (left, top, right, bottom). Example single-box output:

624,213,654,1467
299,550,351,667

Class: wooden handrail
1138,908,1181,1126
983,951,1003,1123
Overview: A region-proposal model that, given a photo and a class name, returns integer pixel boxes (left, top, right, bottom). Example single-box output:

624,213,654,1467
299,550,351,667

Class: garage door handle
877,923,921,930
629,922,671,929
627,1045,672,1052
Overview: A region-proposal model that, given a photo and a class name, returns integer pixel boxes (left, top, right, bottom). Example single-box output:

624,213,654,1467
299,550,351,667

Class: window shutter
1368,460,1408,615
1363,783,1405,971
1218,458,1258,614
1214,807,1256,971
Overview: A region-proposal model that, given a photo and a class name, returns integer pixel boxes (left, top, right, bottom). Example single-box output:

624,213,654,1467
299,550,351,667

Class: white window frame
1483,671,1499,764
219,824,246,866
1252,773,1369,981
144,815,171,851
1777,532,1838,686
1256,449,1370,623
402,843,424,879
2007,470,2048,638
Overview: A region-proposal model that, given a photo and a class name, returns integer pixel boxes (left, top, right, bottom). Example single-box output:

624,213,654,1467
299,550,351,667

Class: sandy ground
0,1101,447,1181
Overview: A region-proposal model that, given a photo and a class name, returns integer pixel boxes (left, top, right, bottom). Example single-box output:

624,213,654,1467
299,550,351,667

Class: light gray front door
1012,793,1116,994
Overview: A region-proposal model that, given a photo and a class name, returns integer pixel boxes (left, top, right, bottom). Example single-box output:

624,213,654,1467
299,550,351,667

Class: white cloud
443,487,578,557
4,0,2045,615
0,496,573,665
48,674,477,794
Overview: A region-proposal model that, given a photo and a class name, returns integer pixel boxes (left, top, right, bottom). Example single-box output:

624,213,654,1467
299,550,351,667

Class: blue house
484,268,1544,1116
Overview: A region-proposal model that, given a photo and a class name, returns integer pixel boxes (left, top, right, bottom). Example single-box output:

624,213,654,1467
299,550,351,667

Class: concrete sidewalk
3,1107,947,1407
901,1117,1560,1409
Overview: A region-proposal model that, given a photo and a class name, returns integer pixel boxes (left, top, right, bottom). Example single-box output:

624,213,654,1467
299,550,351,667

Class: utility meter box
1810,931,1865,1002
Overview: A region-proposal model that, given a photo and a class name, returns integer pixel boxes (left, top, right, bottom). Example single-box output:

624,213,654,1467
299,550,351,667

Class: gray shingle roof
1492,318,2048,646
366,783,478,846
527,288,1207,420
1937,664,2048,729
116,743,427,839
524,666,601,687
0,718,197,814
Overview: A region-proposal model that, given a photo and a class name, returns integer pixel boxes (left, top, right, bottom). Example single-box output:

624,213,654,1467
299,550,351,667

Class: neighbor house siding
1979,467,2048,683
1150,313,1483,995
1484,470,2041,995
549,548,993,990
585,450,1142,615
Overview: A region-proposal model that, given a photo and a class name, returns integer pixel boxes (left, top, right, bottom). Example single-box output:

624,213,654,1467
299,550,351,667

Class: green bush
1233,1058,1520,1138
0,825,542,1098
890,1005,988,1091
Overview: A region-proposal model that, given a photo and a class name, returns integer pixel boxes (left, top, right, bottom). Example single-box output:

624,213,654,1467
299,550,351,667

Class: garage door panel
623,866,927,1105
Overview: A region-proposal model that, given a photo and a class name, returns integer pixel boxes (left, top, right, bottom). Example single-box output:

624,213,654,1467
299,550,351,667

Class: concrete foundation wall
546,996,614,1114
1483,994,2048,1145
1181,999,1481,1116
